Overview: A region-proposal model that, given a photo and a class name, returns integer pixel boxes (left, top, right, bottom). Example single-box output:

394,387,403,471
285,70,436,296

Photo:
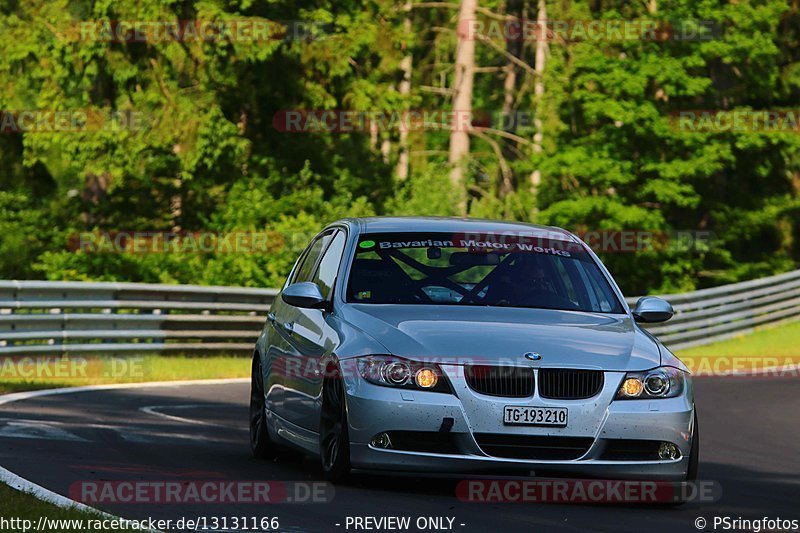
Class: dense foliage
1,0,798,294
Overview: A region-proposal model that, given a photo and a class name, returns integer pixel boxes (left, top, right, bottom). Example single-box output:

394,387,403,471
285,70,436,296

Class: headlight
615,366,686,400
357,356,451,393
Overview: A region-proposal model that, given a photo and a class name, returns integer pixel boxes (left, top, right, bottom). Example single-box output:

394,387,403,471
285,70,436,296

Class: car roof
333,216,578,242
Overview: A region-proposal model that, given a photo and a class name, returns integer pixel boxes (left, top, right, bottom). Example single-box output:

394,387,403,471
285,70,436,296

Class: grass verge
677,320,800,374
0,483,135,532
0,354,249,395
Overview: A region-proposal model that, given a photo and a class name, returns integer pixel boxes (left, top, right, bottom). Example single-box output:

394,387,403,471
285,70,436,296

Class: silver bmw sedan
250,217,698,484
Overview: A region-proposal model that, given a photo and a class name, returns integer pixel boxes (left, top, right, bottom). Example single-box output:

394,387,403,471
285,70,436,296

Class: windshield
345,232,624,313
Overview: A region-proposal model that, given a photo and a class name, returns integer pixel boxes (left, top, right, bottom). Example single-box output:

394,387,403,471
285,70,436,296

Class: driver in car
487,254,570,309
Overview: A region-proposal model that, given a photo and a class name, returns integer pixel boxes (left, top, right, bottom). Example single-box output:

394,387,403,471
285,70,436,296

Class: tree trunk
448,0,477,214
529,0,547,190
500,0,525,197
170,177,182,232
396,0,413,181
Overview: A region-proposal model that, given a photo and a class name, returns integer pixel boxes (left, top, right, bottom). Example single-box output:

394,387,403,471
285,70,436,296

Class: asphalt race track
1,376,798,533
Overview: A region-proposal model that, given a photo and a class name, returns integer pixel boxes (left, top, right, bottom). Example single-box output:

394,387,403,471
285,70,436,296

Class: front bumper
344,366,695,481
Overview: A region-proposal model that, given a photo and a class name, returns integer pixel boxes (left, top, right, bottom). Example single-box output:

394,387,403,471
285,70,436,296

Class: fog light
415,368,439,389
621,377,644,397
370,432,392,449
658,442,680,460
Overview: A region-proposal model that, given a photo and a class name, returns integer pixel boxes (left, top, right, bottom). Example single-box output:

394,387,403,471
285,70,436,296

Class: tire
250,354,274,459
319,376,351,483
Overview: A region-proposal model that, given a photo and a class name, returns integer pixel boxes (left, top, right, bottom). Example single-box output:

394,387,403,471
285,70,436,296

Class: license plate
503,406,568,427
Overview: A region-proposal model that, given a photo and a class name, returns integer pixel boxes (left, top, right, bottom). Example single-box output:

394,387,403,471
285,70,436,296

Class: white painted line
0,420,89,442
139,404,225,427
0,377,248,529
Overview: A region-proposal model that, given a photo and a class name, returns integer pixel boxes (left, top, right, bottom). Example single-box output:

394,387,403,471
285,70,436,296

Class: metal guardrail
0,269,798,355
626,269,800,350
0,281,277,355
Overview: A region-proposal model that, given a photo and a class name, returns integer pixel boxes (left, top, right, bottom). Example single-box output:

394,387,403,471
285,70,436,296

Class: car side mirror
282,282,328,310
632,296,674,323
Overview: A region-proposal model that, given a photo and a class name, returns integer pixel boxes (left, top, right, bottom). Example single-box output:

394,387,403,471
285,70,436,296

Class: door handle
267,312,276,324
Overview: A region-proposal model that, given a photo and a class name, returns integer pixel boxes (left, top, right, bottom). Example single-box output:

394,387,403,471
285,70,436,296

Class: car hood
340,304,661,371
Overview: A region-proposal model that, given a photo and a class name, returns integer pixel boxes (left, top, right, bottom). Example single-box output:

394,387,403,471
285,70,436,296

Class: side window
311,231,347,300
292,232,332,284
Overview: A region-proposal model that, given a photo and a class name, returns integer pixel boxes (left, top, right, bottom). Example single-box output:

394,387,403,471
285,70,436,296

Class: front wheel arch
250,351,274,459
318,367,352,483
